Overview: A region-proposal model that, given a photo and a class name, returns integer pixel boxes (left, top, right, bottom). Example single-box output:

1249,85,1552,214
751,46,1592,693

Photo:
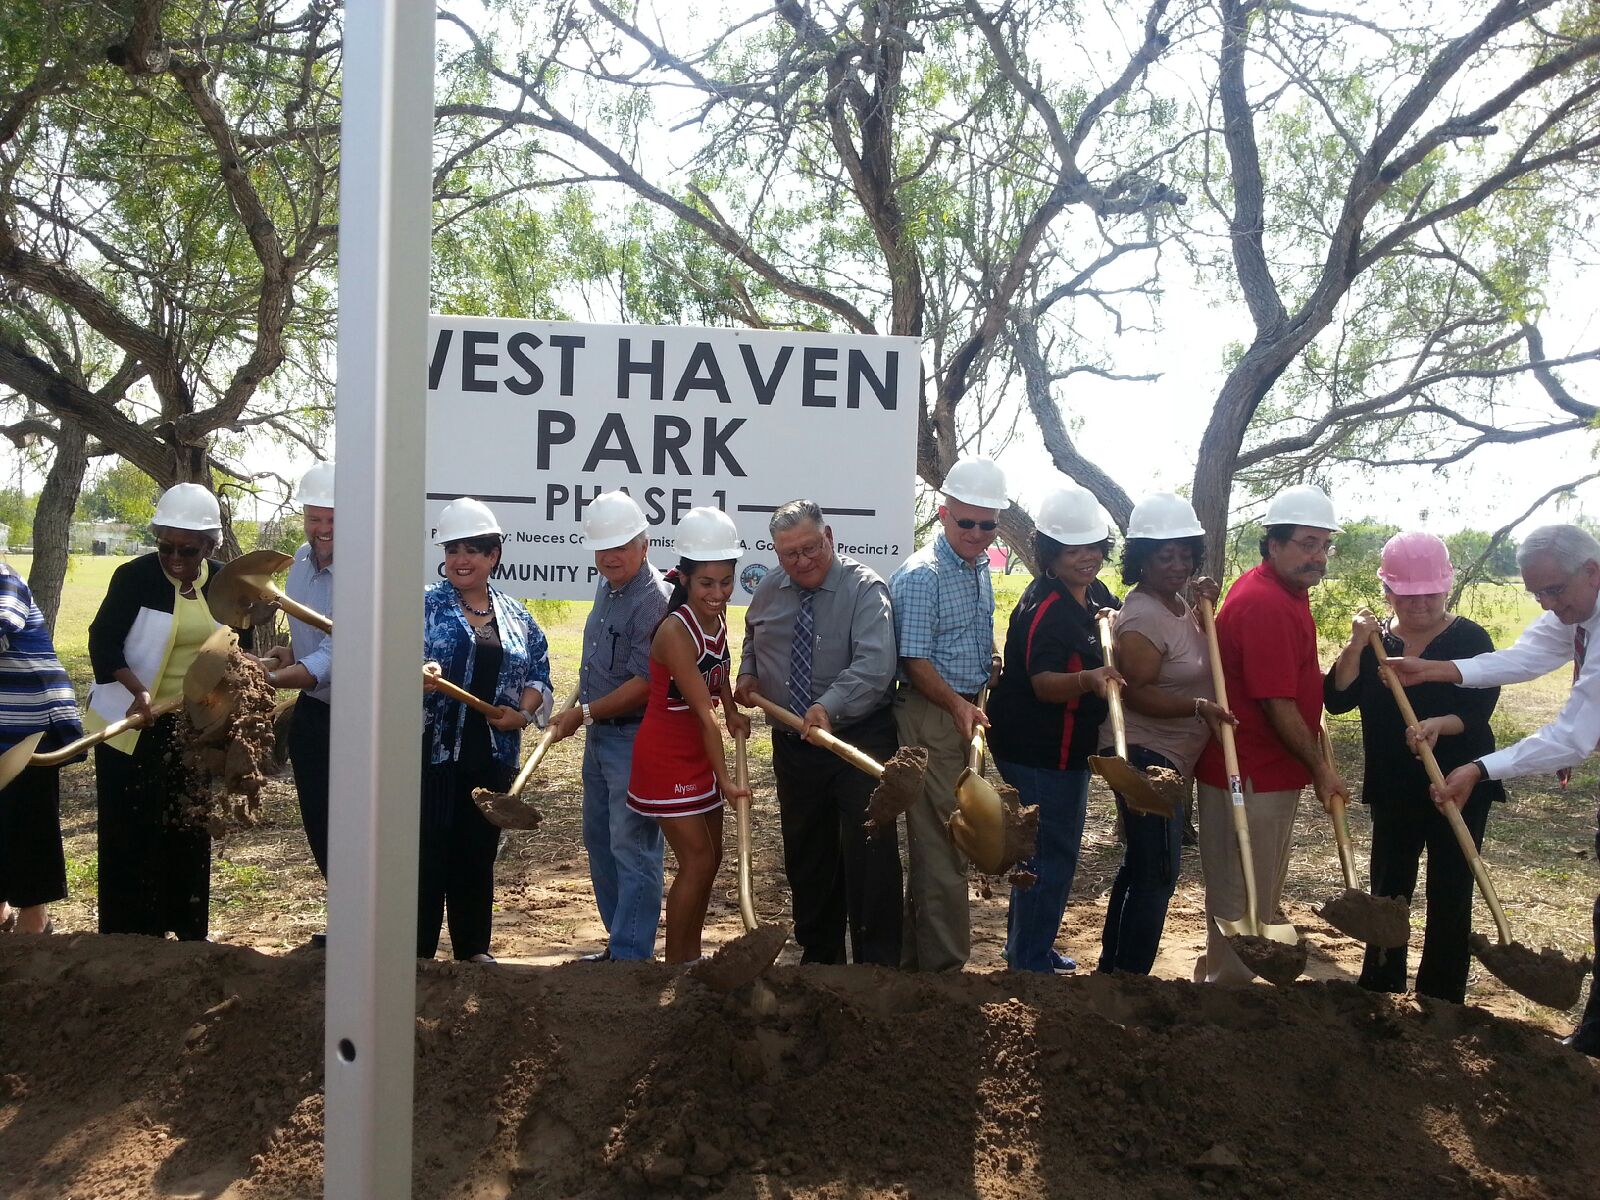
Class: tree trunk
27,421,89,633
1190,348,1292,578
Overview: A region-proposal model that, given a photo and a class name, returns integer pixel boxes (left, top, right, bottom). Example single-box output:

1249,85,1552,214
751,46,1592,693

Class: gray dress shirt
738,552,896,728
286,542,333,704
580,562,671,710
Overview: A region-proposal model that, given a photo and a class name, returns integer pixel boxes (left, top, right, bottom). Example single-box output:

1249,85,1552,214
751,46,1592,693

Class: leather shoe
1559,1024,1600,1058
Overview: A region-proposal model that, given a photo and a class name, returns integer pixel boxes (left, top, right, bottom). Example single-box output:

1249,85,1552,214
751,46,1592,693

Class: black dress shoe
1558,1024,1600,1058
309,932,327,949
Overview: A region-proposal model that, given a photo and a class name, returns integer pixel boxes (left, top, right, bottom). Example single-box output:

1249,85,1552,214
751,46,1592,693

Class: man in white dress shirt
1389,524,1600,1056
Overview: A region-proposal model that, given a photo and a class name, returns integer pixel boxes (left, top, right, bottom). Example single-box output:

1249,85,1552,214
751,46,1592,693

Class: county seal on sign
740,562,769,595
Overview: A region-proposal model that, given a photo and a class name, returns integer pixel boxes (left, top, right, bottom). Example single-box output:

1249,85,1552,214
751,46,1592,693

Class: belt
896,683,979,704
594,714,642,727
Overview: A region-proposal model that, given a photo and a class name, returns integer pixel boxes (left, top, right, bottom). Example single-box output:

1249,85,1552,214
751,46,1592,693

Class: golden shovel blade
1088,754,1179,818
0,731,46,792
206,549,295,628
183,627,242,731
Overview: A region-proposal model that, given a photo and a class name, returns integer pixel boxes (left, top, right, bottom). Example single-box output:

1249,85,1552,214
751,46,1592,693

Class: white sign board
425,316,921,599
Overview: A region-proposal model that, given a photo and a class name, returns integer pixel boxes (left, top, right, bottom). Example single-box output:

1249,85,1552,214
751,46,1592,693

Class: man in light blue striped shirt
260,462,336,947
889,456,1006,971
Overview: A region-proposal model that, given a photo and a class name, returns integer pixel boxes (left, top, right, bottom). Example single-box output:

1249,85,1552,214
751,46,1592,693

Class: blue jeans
581,723,664,960
1097,745,1183,975
997,758,1089,973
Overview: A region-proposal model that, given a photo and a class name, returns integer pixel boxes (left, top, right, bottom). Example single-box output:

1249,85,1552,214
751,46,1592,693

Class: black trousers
416,758,508,960
0,764,67,907
96,716,210,941
1358,790,1490,1005
1579,809,1600,1033
772,705,903,966
288,695,331,879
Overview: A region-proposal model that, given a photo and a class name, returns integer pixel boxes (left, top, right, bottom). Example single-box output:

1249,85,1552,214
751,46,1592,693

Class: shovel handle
35,695,188,765
503,685,580,795
749,694,886,778
1197,599,1242,784
1365,631,1512,944
269,588,334,634
422,662,510,720
734,730,758,932
1320,724,1359,890
1199,597,1260,932
1097,613,1128,760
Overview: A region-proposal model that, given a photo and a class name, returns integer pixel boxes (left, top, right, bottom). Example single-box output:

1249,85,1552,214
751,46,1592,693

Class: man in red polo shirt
1193,484,1350,983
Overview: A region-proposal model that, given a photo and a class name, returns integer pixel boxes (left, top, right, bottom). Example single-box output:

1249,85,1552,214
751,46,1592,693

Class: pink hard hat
1377,531,1454,595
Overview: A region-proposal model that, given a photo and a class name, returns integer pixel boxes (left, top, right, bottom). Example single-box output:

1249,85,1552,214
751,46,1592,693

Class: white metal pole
325,1,432,1195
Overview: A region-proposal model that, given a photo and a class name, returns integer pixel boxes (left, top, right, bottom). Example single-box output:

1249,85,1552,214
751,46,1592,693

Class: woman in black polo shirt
988,485,1123,974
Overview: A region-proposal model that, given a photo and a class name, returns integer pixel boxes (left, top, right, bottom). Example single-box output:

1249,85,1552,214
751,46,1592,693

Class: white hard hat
583,491,647,551
434,497,503,544
941,456,1008,510
298,461,335,509
674,506,743,561
1126,492,1204,541
1263,484,1341,533
152,483,221,532
1035,485,1110,546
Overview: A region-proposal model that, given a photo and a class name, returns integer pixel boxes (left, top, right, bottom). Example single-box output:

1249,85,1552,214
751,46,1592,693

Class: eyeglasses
157,541,204,559
1290,537,1335,556
953,519,998,532
1528,572,1578,604
776,539,827,565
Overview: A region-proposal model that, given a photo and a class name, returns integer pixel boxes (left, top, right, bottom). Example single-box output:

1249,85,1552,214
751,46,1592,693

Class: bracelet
1193,696,1205,720
1076,670,1088,693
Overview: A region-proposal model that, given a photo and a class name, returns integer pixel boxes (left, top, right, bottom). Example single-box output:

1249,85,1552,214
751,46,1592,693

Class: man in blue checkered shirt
889,456,1007,971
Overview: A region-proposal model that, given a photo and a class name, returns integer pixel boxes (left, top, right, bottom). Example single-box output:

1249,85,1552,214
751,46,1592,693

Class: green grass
212,858,273,908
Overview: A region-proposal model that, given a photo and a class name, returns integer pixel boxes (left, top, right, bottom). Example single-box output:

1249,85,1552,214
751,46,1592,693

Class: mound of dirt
2,936,1596,1199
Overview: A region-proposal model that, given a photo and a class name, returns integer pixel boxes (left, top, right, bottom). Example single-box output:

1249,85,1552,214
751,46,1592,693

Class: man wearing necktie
1389,524,1600,1057
735,499,902,965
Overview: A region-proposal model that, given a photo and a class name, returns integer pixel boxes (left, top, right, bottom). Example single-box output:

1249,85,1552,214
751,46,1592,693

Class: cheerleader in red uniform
628,507,752,962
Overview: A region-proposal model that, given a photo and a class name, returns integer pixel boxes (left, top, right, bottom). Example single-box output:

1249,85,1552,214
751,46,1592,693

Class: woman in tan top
1098,494,1233,974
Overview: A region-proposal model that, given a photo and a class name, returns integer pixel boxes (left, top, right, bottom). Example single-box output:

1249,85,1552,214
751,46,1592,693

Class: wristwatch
519,708,538,728
581,702,594,727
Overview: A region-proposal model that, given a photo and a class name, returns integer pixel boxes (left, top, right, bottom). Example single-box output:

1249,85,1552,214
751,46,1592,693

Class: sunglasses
953,518,998,531
157,541,205,559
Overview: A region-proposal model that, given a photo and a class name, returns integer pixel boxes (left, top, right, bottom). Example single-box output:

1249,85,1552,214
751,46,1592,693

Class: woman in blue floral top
420,499,552,962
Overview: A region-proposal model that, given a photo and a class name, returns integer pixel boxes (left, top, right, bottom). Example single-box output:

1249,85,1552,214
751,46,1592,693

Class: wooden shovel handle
1365,631,1512,944
1198,597,1260,930
504,685,580,795
749,694,885,778
34,695,188,765
1320,724,1359,890
1097,612,1128,760
1197,599,1241,782
423,662,506,719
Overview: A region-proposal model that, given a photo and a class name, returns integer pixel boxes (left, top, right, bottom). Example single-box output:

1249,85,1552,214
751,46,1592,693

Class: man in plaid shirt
889,456,1007,971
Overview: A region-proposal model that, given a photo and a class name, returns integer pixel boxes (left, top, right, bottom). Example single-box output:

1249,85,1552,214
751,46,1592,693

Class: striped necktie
1560,625,1588,788
789,588,816,717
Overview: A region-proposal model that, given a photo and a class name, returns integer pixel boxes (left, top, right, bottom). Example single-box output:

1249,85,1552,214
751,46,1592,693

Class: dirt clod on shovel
173,647,278,836
689,924,789,993
997,784,1040,872
1468,933,1593,1011
473,791,543,831
1317,889,1410,950
863,746,930,835
1229,934,1309,988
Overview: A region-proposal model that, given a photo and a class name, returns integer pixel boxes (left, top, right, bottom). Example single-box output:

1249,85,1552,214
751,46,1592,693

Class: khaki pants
1194,780,1301,985
894,688,971,972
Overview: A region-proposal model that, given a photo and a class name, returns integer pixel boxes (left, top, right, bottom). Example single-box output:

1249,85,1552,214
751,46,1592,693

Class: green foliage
1446,530,1520,580
0,488,38,538
77,460,158,526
